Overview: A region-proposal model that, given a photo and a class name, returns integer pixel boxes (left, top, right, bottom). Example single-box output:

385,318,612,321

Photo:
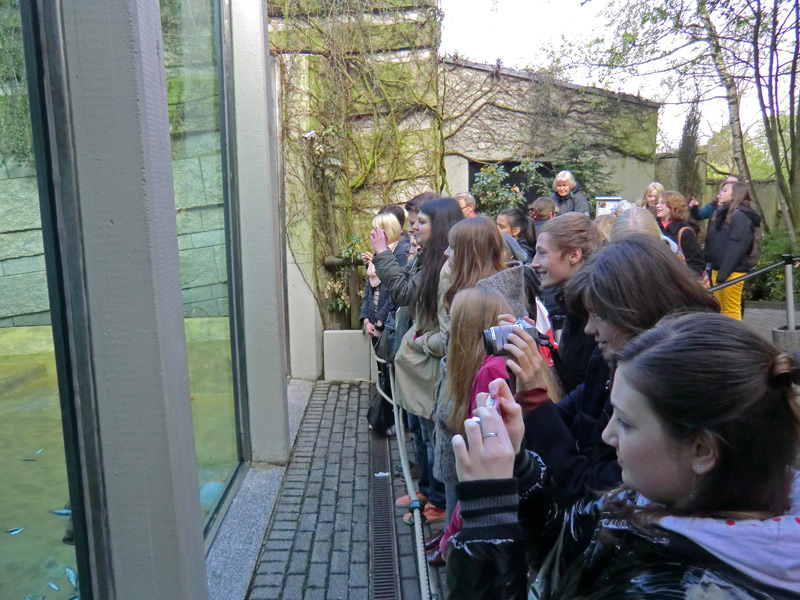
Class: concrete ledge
323,329,372,381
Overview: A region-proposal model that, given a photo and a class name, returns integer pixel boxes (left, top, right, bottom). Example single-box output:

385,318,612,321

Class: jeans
406,412,430,498
419,416,447,509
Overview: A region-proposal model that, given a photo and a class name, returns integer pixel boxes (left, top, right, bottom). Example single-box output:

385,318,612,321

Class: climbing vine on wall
269,0,443,328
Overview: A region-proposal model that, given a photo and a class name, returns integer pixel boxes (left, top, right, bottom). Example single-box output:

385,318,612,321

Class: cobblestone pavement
248,381,371,600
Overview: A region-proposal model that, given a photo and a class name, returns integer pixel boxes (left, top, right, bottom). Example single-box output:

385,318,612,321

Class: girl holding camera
447,311,800,599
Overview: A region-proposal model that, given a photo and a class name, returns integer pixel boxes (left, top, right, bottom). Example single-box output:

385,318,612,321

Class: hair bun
769,352,800,386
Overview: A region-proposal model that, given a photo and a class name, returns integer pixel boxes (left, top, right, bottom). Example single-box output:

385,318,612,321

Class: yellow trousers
712,270,746,320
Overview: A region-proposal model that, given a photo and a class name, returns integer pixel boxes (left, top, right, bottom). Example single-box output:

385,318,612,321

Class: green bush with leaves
743,222,800,302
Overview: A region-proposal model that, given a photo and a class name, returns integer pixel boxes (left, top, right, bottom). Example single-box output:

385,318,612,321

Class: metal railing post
784,254,795,331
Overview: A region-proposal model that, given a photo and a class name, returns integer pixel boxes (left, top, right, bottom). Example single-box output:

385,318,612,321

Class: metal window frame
20,2,115,597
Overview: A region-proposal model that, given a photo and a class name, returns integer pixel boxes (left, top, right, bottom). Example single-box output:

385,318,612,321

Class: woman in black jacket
655,190,705,276
503,236,718,507
447,312,800,600
705,181,761,320
532,213,602,394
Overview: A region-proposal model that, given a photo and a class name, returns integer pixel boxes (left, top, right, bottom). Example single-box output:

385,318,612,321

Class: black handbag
367,387,395,434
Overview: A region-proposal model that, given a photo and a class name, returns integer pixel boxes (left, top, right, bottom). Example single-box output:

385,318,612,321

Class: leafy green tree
574,0,800,247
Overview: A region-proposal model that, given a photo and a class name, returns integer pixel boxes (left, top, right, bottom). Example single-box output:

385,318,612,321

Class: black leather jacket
446,452,800,600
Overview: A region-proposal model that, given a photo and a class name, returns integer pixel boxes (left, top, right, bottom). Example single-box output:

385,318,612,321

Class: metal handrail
708,254,799,330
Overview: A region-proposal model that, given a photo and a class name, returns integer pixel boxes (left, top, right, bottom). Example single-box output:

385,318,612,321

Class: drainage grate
370,427,401,599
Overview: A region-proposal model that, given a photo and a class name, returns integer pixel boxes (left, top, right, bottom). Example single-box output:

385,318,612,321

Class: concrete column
231,0,291,463
42,1,208,597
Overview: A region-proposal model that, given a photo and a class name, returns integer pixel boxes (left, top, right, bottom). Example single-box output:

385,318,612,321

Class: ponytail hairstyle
445,288,512,434
445,217,505,310
539,212,602,261
411,197,464,328
566,235,719,339
498,207,536,249
618,312,800,519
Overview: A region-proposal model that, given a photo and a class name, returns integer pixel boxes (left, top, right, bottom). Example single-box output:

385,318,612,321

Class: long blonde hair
445,288,512,434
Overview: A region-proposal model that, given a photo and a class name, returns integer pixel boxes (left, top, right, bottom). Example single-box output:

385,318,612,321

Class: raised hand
370,228,389,254
453,404,515,482
503,317,549,393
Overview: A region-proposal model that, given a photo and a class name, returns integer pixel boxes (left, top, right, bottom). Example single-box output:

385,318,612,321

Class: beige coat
393,260,451,419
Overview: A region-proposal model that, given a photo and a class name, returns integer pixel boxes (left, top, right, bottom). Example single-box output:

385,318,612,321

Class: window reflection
160,0,239,526
0,6,80,598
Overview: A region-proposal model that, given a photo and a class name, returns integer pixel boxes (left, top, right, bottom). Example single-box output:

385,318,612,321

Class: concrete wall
605,154,656,203
442,59,659,204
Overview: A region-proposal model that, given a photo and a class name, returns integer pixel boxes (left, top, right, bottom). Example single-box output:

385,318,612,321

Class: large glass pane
0,5,80,599
159,0,239,527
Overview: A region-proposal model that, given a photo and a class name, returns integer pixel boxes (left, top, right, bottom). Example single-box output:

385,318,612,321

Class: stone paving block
282,574,306,599
256,561,286,575
329,550,349,574
288,551,309,574
249,586,283,600
294,531,313,552
326,574,349,599
253,573,284,588
349,562,369,588
306,562,329,586
314,522,333,542
310,540,331,563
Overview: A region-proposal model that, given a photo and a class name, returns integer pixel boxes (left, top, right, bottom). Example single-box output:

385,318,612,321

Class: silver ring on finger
483,432,499,439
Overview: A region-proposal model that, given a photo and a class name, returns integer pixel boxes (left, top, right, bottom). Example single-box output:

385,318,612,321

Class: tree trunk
696,0,782,238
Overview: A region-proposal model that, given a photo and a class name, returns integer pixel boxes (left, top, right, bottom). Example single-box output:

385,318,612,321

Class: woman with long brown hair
705,181,762,319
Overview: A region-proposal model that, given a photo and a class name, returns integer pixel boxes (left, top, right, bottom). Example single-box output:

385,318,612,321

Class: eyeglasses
656,200,668,205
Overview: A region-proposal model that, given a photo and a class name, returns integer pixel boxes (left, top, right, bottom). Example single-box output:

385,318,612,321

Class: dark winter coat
522,351,619,507
361,241,409,324
659,219,706,275
705,204,761,282
554,305,596,394
551,183,590,216
446,453,800,600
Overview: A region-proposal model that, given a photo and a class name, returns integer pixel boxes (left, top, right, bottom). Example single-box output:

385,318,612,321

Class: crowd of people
358,171,798,599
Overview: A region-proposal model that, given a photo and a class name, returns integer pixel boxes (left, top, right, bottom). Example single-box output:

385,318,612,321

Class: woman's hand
361,251,373,265
503,318,549,393
370,229,389,254
497,313,516,326
453,405,515,482
364,321,376,337
477,379,524,454
688,197,699,208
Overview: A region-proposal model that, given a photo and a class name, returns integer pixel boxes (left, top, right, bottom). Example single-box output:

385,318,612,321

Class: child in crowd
528,196,556,232
430,287,514,567
496,208,536,263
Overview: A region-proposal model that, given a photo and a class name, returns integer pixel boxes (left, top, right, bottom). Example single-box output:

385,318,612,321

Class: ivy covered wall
270,0,442,329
